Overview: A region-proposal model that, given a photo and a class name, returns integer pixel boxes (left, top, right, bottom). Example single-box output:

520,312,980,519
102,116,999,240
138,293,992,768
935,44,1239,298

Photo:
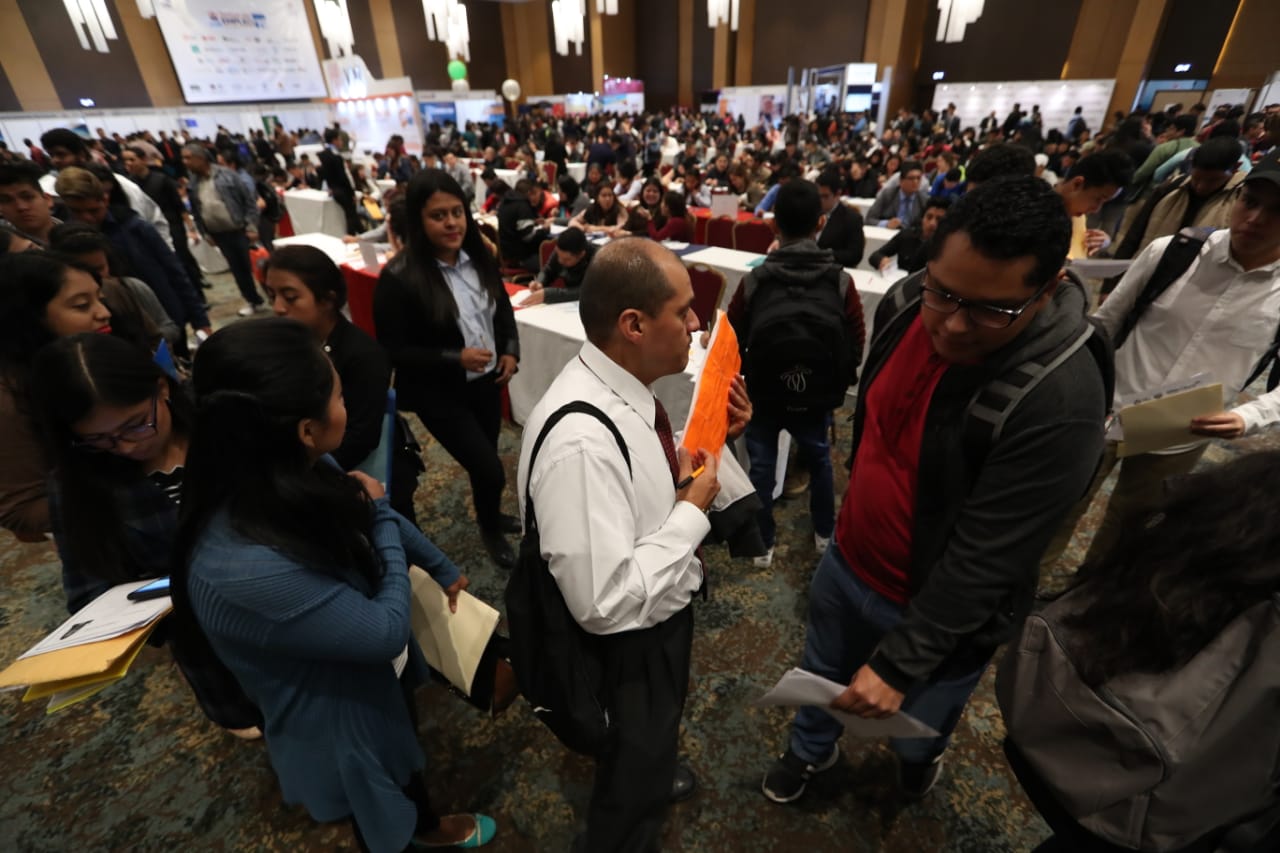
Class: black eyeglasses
72,392,160,451
920,277,1052,329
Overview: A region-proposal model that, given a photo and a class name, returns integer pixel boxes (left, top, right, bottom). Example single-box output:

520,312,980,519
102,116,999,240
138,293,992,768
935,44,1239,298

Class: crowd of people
1,94,1279,852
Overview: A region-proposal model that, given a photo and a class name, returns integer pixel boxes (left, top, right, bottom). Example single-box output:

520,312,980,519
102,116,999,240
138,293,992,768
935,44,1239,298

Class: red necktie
652,398,679,486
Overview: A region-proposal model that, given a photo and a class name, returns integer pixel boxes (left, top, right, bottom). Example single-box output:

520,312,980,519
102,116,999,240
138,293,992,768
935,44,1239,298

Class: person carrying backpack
1043,151,1280,569
512,238,751,853
726,179,865,568
998,450,1280,853
759,175,1111,805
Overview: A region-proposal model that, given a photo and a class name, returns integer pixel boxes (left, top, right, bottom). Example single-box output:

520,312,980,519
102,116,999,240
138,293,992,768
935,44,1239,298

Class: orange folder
682,310,741,456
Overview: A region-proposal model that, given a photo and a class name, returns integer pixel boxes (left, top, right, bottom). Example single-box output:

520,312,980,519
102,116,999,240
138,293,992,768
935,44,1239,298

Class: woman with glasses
0,253,112,541
31,332,262,738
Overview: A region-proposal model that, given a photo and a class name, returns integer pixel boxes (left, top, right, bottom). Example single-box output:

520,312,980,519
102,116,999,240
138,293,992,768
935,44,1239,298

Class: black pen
676,465,705,491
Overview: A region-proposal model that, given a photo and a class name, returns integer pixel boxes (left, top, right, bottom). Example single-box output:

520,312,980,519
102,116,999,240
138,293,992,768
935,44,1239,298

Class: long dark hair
265,244,348,312
1064,451,1280,686
33,333,188,584
0,253,84,394
172,318,380,596
398,168,504,327
49,223,162,351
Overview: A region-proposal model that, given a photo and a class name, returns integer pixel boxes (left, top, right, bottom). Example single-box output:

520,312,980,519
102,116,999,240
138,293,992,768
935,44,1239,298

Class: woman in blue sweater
173,318,495,852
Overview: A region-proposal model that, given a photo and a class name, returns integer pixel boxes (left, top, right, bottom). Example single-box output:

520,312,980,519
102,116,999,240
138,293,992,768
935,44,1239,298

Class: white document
709,191,739,219
510,288,534,307
754,668,940,738
20,580,172,660
408,567,500,696
661,241,689,250
358,240,381,274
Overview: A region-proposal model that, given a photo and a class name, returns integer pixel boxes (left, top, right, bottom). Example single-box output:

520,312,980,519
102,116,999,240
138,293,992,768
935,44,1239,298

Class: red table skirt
341,263,379,337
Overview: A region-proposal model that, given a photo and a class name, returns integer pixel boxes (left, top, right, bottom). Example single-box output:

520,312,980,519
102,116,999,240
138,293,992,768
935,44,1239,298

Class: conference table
283,189,348,238
469,167,522,207
566,162,587,183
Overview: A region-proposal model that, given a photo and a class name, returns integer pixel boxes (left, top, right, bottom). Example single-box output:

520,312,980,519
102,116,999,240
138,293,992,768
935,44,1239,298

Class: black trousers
578,606,694,853
167,219,206,291
333,190,363,236
413,375,505,531
209,229,262,306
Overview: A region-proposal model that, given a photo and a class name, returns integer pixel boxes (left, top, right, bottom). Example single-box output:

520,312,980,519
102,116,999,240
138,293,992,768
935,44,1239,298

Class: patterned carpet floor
2,272,1275,852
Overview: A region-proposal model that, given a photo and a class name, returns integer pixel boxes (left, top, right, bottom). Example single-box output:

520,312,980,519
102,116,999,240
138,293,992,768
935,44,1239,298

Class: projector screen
152,0,328,104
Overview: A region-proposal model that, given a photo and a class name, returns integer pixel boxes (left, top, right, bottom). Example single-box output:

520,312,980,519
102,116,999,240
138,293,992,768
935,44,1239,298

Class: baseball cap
1244,150,1280,188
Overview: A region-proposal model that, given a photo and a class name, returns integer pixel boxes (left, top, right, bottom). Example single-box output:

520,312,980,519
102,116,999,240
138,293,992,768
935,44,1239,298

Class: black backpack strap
1241,319,1280,393
1113,226,1214,350
523,401,632,534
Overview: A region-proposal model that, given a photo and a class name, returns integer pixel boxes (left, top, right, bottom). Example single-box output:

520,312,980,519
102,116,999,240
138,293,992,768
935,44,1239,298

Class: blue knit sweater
186,497,460,853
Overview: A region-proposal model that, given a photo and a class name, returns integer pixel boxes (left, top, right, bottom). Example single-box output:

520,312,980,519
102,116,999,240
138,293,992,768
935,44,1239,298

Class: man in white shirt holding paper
1053,151,1280,566
518,237,750,852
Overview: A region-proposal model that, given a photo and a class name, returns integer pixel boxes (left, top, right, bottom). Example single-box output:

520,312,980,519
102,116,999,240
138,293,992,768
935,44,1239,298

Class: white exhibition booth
930,79,1116,137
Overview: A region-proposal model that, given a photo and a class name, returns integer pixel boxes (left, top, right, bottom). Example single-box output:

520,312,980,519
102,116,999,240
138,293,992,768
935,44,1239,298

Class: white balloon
452,78,470,95
501,78,522,101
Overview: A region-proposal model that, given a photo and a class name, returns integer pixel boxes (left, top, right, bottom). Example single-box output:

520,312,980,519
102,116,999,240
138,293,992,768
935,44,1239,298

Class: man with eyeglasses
865,160,928,230
762,176,1110,804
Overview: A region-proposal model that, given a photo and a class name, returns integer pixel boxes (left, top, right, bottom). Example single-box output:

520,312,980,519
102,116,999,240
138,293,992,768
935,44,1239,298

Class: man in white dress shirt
518,237,749,852
1057,151,1280,564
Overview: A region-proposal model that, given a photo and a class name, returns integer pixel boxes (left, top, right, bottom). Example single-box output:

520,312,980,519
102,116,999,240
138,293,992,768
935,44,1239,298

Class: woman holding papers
33,332,262,737
372,169,520,571
174,319,496,852
0,253,112,542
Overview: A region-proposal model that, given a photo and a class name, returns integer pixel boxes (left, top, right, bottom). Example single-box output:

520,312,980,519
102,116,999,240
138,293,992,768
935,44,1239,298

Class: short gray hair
182,143,212,161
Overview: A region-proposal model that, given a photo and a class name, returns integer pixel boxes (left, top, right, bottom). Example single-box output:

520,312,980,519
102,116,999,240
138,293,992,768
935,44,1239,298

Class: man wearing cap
1050,152,1280,565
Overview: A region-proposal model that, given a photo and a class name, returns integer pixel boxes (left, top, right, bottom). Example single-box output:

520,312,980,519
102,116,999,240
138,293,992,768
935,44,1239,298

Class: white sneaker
814,533,831,552
238,302,269,317
752,547,774,568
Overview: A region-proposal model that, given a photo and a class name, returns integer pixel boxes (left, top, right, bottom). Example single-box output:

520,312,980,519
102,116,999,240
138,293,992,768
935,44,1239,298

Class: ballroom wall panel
16,0,153,109
917,0,1082,83
751,0,870,85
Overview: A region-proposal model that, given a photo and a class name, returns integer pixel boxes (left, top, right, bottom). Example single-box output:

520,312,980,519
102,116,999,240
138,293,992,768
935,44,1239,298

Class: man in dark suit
815,171,866,268
318,127,361,235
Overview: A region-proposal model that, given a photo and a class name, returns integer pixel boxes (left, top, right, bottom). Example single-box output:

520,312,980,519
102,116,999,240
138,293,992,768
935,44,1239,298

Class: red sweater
647,216,691,242
838,316,948,605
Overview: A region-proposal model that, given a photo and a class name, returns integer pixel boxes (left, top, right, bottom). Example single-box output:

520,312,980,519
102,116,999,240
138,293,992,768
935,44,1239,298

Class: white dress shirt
517,342,709,635
435,250,497,378
1095,230,1280,436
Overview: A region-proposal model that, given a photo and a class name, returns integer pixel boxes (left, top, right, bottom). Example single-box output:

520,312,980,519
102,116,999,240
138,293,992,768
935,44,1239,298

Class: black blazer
372,254,520,414
818,202,867,268
326,315,392,471
317,148,353,196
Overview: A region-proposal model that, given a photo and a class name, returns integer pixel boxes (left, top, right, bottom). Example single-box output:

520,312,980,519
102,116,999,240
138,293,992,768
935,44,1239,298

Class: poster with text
152,0,328,104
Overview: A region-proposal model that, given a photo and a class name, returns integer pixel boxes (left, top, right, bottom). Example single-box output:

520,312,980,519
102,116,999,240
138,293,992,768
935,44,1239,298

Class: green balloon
447,60,467,81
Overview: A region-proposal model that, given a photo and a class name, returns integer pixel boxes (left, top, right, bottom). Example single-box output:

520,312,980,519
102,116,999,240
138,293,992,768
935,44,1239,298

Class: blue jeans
789,544,988,766
745,410,834,548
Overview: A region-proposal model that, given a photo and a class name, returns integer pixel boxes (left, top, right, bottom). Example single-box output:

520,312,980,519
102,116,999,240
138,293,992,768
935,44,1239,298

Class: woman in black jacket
373,170,520,569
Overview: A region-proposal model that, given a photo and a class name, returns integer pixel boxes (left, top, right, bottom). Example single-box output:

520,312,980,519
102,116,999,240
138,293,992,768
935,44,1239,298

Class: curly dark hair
927,174,1071,287
965,143,1036,186
1063,450,1280,686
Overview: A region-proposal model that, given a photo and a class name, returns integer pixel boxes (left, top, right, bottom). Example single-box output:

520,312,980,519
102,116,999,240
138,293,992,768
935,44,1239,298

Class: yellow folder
0,622,159,690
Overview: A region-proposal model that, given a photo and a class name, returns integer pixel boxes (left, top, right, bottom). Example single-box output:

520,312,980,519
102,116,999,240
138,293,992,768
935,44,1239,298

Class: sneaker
896,754,945,800
761,745,840,804
752,547,774,569
814,532,831,552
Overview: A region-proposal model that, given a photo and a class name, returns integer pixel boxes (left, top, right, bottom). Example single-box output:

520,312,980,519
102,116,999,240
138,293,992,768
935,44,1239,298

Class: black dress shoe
498,513,522,535
669,765,697,803
481,528,516,570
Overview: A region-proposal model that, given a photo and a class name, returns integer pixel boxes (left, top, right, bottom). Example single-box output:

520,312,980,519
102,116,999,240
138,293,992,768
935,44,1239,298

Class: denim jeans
789,543,988,766
745,409,834,548
209,228,263,306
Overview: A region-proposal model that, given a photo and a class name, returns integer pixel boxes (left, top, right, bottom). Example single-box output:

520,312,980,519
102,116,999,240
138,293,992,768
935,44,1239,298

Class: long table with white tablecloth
507,261,893,425
283,189,348,237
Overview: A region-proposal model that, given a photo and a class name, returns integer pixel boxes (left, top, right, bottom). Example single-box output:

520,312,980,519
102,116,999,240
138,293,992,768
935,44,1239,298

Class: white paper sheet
754,668,940,738
20,580,172,659
408,567,500,696
510,289,534,307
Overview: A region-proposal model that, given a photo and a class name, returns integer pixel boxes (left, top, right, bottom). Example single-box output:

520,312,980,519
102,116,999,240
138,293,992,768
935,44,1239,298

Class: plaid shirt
50,473,261,729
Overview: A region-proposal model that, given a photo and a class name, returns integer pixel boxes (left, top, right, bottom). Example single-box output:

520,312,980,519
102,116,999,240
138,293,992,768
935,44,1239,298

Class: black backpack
742,264,854,413
504,401,630,757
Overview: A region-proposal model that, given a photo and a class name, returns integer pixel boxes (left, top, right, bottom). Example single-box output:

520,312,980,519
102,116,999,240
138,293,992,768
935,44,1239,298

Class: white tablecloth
566,162,587,183
470,167,523,208
507,262,894,425
284,189,347,238
847,197,875,216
